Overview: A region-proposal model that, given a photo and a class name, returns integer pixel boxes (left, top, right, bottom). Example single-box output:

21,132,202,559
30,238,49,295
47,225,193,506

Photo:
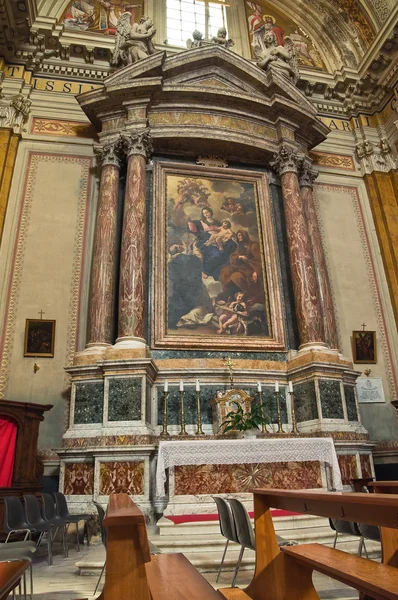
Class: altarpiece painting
153,163,285,351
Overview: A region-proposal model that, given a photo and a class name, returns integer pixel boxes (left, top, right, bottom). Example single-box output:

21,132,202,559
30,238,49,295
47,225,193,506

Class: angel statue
112,13,157,67
256,31,299,84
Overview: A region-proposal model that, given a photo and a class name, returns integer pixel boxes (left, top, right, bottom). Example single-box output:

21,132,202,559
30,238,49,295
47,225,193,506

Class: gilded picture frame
352,330,377,364
152,161,286,351
24,319,56,357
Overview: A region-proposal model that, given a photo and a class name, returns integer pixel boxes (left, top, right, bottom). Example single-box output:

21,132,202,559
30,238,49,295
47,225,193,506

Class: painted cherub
217,292,248,334
204,219,235,251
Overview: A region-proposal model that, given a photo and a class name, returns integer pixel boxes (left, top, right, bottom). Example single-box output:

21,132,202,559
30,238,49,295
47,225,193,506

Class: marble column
116,130,152,348
271,146,325,348
87,142,121,348
300,158,339,350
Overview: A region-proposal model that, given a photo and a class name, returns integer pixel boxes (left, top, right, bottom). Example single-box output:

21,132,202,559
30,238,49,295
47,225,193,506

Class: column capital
94,141,122,168
299,157,319,188
271,145,301,175
121,129,153,159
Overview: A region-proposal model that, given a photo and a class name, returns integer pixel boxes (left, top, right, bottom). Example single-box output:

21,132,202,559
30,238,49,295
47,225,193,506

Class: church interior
0,0,397,598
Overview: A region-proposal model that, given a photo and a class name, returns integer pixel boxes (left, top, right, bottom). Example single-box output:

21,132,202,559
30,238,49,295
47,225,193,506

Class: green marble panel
158,386,216,426
344,385,359,421
294,381,318,422
319,380,344,419
252,388,288,425
151,350,288,361
108,378,142,421
74,382,104,424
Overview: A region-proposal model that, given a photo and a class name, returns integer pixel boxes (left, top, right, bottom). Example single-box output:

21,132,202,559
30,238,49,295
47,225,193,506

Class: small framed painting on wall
24,319,56,357
352,330,376,364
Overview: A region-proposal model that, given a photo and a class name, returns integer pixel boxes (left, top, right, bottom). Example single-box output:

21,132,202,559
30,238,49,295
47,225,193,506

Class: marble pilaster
116,130,152,348
271,146,325,348
86,142,121,349
300,158,339,350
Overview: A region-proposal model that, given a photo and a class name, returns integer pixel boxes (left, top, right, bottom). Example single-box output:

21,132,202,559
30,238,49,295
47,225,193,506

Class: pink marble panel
64,462,94,495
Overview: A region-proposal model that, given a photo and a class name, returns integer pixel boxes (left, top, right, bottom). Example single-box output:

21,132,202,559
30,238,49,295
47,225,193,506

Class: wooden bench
218,488,398,600
368,481,398,494
0,560,29,600
96,493,222,600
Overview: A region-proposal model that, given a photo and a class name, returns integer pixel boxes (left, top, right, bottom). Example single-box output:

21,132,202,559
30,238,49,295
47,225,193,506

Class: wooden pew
368,481,398,494
218,489,398,600
0,560,29,600
97,493,222,600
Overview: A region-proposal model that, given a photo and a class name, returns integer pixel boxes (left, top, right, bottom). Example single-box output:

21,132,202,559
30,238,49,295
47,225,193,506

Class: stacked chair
213,496,294,587
2,491,92,597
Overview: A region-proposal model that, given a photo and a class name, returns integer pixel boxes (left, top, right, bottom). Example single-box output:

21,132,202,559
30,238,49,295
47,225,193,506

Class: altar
156,437,343,516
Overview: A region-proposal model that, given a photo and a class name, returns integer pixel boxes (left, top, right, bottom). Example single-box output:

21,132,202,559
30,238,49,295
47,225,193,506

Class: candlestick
259,389,267,433
196,389,204,435
275,390,285,433
179,389,187,436
290,390,299,434
275,381,279,393
160,391,170,437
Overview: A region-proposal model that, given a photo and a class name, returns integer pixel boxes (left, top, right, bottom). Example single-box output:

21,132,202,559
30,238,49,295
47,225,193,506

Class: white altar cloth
156,437,343,497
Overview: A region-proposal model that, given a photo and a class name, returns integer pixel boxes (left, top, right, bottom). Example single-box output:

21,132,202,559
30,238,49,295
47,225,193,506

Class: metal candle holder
196,390,204,435
179,390,188,436
275,391,285,433
160,391,169,437
290,391,299,434
259,390,268,433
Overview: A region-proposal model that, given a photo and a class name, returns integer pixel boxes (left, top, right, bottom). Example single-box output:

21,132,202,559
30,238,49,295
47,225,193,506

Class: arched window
166,0,228,47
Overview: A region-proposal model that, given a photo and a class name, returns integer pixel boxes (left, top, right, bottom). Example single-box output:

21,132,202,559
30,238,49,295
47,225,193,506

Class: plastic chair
23,495,53,566
0,544,35,600
228,499,255,587
40,493,69,558
228,498,291,588
3,497,32,543
329,518,368,555
213,497,239,583
93,502,107,596
53,492,91,552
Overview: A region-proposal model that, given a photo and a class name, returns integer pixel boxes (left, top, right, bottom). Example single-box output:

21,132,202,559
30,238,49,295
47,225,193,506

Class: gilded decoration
152,162,286,351
309,152,355,171
149,112,277,141
59,1,143,35
31,118,96,139
99,461,144,495
64,462,94,495
245,1,326,70
174,461,322,495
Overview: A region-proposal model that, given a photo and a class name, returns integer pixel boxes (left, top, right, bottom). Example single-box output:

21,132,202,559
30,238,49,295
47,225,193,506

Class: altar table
156,437,343,497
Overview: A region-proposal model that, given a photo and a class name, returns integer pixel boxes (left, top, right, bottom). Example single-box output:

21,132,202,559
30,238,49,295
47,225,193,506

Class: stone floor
28,542,361,599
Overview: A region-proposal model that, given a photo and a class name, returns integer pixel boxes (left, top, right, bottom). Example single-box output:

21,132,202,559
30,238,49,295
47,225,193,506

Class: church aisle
29,542,358,600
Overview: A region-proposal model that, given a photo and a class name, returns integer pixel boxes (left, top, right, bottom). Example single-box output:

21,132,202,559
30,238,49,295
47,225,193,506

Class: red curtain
0,417,17,487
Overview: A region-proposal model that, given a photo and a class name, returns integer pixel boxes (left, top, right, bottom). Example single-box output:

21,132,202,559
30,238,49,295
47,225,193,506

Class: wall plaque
356,377,385,403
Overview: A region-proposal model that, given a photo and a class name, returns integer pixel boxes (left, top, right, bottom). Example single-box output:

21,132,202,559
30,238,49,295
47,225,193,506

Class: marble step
158,514,330,536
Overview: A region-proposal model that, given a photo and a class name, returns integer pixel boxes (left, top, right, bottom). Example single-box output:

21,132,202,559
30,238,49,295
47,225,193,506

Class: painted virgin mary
188,207,236,280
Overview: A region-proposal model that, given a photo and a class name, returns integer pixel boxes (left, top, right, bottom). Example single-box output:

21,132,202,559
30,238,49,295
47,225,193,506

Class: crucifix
361,322,366,331
223,356,236,389
38,310,45,320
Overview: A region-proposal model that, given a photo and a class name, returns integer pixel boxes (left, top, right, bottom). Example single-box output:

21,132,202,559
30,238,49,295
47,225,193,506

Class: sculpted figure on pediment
112,13,156,67
256,31,299,84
